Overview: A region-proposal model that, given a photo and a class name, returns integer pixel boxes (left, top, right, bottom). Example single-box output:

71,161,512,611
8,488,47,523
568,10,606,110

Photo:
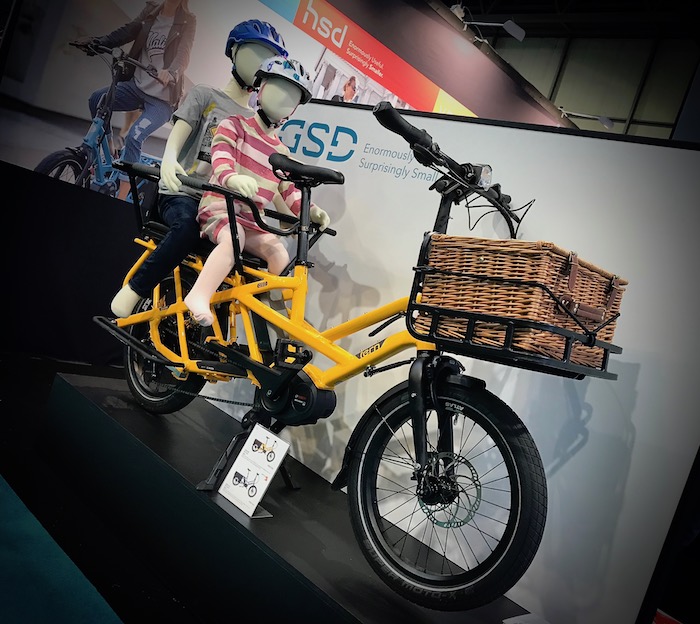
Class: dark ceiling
436,1,699,40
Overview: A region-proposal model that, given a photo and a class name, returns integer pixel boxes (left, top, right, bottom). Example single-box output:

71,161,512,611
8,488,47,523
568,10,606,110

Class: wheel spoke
349,385,546,610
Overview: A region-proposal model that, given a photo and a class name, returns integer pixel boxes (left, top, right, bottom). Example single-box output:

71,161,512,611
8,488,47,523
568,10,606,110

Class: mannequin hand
159,158,187,192
226,174,258,198
310,205,330,231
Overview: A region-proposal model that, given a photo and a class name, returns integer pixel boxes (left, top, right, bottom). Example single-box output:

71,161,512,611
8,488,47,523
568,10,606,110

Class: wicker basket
409,234,628,369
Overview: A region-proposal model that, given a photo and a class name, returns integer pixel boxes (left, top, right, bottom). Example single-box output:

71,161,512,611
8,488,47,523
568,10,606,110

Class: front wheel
124,269,207,413
347,380,547,611
35,148,90,187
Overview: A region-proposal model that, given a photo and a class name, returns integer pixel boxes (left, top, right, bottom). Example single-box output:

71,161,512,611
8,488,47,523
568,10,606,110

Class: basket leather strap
567,252,579,292
606,276,622,311
561,252,606,322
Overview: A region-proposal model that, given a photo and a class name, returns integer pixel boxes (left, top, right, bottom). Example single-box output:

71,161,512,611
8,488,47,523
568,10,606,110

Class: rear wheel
35,148,89,187
124,269,207,413
348,379,547,611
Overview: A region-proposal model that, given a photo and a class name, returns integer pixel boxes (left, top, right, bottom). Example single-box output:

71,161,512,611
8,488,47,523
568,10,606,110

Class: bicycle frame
82,110,116,188
115,248,435,390
93,103,600,611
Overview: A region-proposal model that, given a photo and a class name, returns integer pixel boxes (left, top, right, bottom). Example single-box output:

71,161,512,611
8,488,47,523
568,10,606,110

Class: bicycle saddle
269,153,344,186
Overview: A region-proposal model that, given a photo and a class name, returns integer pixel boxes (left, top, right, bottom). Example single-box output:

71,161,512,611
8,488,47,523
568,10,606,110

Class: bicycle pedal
274,339,312,369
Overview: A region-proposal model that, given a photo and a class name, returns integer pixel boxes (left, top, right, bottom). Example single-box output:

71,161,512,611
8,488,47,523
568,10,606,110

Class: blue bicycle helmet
225,20,287,60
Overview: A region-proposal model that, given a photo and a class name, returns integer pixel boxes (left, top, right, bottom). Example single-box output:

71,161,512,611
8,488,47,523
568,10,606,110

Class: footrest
92,315,179,367
274,339,313,369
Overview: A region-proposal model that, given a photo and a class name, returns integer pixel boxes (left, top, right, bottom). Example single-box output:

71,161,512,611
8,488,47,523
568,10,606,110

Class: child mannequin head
225,20,287,90
254,56,313,127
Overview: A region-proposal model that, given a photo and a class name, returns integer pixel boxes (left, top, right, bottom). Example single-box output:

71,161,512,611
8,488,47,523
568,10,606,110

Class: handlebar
373,101,433,150
70,40,158,79
372,101,523,238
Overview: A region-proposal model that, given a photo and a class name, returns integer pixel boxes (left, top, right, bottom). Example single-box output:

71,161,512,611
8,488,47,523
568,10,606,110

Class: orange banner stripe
292,0,439,110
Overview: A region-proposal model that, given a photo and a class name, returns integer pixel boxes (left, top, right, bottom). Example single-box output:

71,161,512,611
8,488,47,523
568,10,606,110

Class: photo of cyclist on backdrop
183,55,330,327
331,75,358,103
76,0,196,200
110,19,289,318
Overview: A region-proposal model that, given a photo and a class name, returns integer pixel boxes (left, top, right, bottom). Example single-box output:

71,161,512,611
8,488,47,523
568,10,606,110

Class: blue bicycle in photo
34,41,161,205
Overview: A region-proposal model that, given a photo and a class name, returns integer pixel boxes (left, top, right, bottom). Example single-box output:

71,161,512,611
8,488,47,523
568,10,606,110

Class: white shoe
111,283,141,317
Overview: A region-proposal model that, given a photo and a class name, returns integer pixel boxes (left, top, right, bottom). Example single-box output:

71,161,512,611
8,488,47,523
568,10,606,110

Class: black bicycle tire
124,269,206,413
347,380,547,611
34,149,89,187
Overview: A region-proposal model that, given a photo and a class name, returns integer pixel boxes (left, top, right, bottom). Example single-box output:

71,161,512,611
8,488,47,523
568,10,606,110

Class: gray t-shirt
160,84,254,196
135,14,173,102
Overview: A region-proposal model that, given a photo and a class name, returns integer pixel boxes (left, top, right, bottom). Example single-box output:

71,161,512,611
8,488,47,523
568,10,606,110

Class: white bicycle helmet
254,56,313,105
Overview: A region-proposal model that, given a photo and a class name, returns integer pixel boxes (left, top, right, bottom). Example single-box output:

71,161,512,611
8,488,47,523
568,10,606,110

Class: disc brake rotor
418,451,481,528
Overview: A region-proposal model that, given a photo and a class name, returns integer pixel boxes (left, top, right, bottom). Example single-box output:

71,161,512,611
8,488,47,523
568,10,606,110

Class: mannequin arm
271,193,296,217
274,183,331,231
159,119,193,192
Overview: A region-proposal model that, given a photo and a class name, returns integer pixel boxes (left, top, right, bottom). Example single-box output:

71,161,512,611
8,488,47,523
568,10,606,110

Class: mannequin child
183,56,330,326
111,20,288,317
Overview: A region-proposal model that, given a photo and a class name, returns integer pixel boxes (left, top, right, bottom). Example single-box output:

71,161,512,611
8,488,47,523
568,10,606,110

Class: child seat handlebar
114,161,336,238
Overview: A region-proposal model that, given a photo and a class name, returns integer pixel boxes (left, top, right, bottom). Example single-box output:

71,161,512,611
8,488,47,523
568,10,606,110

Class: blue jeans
88,79,173,179
129,194,201,298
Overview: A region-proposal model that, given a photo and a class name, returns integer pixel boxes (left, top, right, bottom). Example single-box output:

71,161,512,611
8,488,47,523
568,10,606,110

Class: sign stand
218,423,290,518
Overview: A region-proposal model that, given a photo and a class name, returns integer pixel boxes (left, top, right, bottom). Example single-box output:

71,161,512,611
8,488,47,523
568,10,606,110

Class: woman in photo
331,75,357,103
78,0,196,199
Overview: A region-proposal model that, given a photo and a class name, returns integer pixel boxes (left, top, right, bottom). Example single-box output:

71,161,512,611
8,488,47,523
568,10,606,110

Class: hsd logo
302,0,348,48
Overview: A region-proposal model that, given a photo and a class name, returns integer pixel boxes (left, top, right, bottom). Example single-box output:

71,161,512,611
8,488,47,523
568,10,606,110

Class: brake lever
412,144,440,167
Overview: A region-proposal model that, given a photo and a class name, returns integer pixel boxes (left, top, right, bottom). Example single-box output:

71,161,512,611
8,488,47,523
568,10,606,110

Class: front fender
330,380,409,491
330,372,486,491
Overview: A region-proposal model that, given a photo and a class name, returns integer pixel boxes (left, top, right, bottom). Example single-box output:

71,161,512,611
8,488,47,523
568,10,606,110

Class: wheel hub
418,451,481,528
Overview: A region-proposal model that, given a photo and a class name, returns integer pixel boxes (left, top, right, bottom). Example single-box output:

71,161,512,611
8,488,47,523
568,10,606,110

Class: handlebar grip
372,101,432,149
176,172,207,192
115,161,160,182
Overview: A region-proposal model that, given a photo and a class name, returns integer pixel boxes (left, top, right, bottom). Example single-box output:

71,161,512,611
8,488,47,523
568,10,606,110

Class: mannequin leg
244,230,291,276
110,195,201,317
184,224,244,326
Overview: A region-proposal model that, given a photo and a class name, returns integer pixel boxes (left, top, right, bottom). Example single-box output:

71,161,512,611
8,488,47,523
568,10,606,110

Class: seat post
294,184,313,267
224,193,245,275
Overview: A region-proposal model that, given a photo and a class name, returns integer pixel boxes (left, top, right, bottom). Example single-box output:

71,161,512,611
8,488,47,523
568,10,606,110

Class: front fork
408,351,463,476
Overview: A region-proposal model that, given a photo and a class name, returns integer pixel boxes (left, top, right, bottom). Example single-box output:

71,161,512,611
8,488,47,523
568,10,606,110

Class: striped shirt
197,114,311,242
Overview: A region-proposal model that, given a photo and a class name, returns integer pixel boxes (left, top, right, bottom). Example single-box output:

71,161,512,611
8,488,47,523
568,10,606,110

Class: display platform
39,370,531,624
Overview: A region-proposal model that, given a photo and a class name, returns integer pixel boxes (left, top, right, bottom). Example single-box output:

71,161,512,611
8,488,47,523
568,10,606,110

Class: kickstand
197,430,249,491
279,458,300,491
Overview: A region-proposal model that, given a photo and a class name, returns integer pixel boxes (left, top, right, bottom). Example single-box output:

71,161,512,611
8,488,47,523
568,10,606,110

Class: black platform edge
39,371,530,624
41,374,360,623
